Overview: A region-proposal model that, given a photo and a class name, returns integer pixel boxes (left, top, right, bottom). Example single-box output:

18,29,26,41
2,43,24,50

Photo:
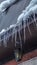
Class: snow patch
17,13,24,26
23,5,37,22
23,0,37,13
0,29,6,34
0,0,17,12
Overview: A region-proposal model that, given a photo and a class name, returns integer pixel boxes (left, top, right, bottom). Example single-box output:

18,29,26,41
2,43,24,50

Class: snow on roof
0,0,17,12
23,0,37,14
9,24,16,29
17,0,37,26
17,13,24,26
23,5,37,22
0,29,6,34
0,0,37,40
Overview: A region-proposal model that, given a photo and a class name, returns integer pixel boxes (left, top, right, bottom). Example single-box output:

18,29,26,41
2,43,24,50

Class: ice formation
0,0,37,47
17,2,37,39
23,0,37,13
23,5,37,26
23,5,37,35
0,0,17,12
17,13,24,24
17,0,37,27
0,29,6,46
0,24,16,47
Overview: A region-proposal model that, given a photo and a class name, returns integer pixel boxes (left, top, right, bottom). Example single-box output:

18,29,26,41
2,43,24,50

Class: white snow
0,0,37,47
0,29,6,34
0,0,17,12
10,24,15,28
9,24,16,29
23,0,37,14
23,5,37,22
0,0,37,36
17,13,24,26
17,0,37,26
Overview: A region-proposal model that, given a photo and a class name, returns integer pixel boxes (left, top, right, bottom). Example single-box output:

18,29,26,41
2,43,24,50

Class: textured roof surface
0,0,31,31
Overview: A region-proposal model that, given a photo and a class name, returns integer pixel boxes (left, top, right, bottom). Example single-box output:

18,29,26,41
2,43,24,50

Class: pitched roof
0,0,30,31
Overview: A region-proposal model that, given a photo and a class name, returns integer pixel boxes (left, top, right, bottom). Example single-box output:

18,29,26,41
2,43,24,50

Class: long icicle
34,12,37,27
18,23,22,49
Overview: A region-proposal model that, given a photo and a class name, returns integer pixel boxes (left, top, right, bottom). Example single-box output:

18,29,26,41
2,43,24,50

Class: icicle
28,22,32,36
23,5,37,35
23,21,26,43
18,24,22,49
34,13,37,27
0,29,6,47
10,24,15,43
3,31,7,47
15,28,17,47
23,9,33,36
0,37,2,46
3,38,7,47
0,24,16,47
17,13,24,48
27,18,32,36
28,5,37,28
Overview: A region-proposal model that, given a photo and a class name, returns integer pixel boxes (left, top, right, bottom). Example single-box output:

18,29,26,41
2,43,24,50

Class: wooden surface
3,49,37,65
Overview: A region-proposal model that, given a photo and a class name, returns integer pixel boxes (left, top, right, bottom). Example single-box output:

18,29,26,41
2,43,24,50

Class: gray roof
0,0,30,32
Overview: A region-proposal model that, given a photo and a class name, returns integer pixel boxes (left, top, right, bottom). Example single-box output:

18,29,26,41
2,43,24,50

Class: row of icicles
0,0,37,47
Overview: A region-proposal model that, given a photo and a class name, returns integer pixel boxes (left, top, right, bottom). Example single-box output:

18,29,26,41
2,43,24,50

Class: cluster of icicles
0,0,37,47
